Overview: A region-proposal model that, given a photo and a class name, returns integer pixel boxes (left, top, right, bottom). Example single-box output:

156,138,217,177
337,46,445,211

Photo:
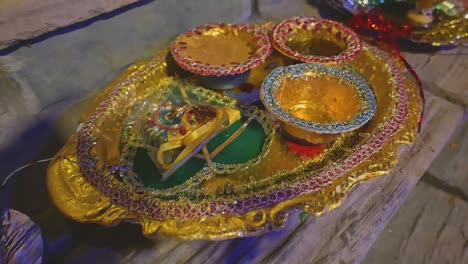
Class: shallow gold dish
171,23,272,90
171,23,271,75
47,23,422,240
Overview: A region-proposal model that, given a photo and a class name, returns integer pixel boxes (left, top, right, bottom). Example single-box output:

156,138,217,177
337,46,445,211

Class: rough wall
0,0,252,149
0,0,140,49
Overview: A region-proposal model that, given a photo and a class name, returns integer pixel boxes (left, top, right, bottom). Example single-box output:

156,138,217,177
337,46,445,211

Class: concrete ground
364,115,468,264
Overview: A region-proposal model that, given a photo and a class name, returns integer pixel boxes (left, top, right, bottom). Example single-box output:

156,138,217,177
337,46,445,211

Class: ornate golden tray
47,23,422,240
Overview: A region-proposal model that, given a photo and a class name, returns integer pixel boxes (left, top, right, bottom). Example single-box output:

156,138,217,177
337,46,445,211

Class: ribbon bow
152,106,240,181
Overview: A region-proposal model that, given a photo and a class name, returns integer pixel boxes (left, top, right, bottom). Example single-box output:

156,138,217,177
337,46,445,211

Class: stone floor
364,115,468,264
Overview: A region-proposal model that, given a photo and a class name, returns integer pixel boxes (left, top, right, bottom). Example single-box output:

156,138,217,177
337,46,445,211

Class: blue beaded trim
261,63,377,134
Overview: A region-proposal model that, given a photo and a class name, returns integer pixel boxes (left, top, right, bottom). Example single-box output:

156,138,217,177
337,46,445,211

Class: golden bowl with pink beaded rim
271,16,363,64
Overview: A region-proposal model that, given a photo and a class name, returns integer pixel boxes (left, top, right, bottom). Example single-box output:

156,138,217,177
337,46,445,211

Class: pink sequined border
271,16,363,64
171,23,272,76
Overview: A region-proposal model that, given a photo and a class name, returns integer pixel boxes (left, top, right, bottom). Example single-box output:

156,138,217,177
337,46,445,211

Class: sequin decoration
171,23,272,76
261,63,376,135
271,16,363,64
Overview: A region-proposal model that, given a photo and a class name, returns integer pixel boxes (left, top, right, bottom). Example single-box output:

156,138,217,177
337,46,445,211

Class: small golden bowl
271,17,362,64
171,23,272,90
261,63,376,144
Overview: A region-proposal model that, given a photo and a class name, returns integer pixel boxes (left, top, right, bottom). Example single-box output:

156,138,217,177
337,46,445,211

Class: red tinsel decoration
349,9,424,132
349,9,411,43
286,141,326,158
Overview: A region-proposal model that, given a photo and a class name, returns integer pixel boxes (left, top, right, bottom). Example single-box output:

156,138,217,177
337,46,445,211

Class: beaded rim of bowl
171,23,272,77
271,16,363,64
261,63,377,134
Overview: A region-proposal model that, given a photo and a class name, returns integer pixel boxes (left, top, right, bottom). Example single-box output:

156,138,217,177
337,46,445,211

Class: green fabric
133,147,206,190
208,117,265,164
133,116,266,189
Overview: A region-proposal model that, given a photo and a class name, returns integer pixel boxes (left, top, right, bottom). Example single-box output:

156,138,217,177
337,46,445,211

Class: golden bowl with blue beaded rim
261,63,377,144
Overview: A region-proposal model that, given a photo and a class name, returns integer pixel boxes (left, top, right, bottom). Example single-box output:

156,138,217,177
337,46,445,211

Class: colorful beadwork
171,23,272,76
271,17,363,64
261,63,377,134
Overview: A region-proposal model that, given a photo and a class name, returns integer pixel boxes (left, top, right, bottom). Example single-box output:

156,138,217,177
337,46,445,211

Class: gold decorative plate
47,24,422,240
171,23,272,76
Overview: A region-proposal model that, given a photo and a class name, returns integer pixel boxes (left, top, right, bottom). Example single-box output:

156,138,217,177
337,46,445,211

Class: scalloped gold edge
47,44,421,241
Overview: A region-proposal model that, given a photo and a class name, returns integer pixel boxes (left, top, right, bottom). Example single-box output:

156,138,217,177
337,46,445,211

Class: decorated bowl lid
261,63,376,134
271,16,363,64
171,23,272,76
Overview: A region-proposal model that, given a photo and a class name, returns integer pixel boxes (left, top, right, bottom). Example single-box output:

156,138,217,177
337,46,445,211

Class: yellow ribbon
155,107,240,180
